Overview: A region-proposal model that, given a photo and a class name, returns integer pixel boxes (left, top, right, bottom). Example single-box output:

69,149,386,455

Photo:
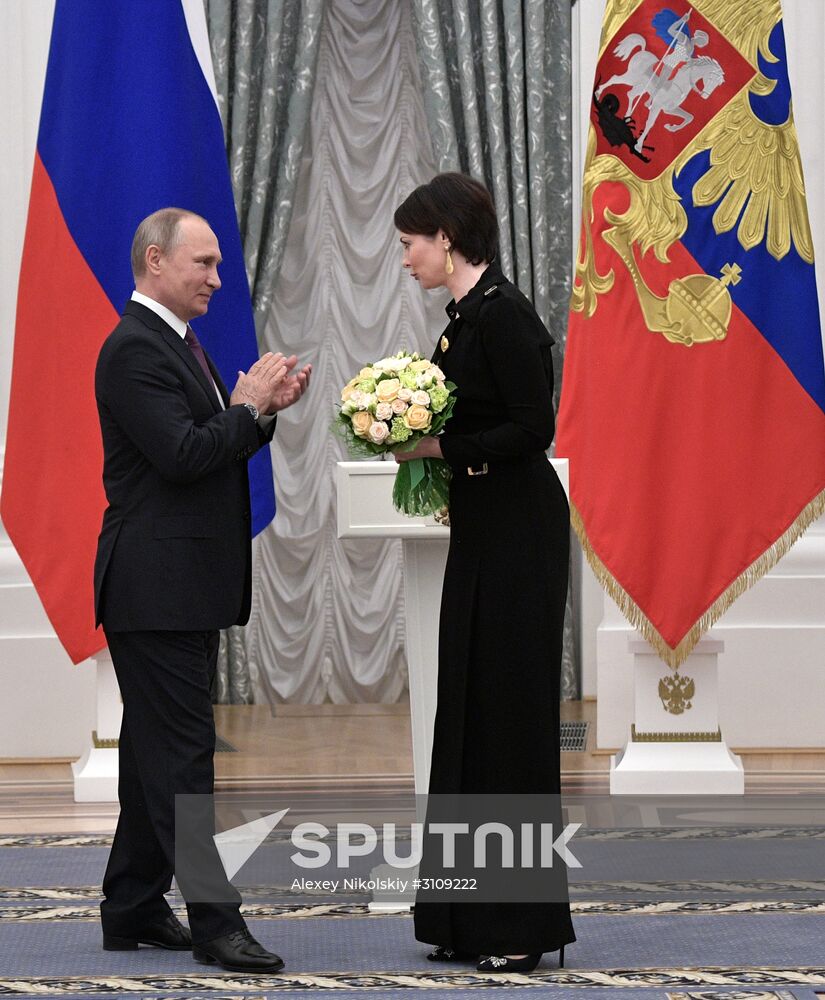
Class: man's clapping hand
264,355,312,413
229,352,288,412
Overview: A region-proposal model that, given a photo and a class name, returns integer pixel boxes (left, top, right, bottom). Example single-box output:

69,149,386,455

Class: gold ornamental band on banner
570,486,825,670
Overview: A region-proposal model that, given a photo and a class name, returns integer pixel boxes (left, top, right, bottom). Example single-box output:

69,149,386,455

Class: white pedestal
337,460,448,796
337,458,570,796
401,540,447,795
610,635,744,795
71,649,122,802
0,508,97,758
596,514,825,752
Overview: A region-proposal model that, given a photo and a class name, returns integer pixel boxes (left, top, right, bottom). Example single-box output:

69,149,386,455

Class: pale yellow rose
410,359,430,373
404,404,432,432
341,383,357,402
351,411,373,437
375,377,401,403
359,366,376,379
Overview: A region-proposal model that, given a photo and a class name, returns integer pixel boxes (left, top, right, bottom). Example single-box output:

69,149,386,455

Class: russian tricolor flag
1,0,275,665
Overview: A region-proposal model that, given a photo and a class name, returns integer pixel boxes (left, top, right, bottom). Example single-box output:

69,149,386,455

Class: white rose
397,387,413,401
416,373,434,389
359,393,376,411
427,365,445,381
375,355,413,373
350,390,365,408
375,401,393,421
341,399,358,417
373,357,398,373
391,398,408,414
411,390,430,406
368,421,390,445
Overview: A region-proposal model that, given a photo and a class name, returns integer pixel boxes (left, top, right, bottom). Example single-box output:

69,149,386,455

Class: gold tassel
571,484,825,669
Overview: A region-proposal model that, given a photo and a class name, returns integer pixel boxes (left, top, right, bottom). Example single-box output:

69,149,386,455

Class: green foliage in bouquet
334,352,456,518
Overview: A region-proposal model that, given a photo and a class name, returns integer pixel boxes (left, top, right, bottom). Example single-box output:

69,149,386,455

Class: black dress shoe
193,928,284,973
427,945,478,962
103,913,192,951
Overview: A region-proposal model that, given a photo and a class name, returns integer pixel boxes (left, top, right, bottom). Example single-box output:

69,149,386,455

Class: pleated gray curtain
205,0,327,331
204,0,326,702
410,0,580,698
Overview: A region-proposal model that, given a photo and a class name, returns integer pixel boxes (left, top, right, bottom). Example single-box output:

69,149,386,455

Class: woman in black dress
394,174,576,973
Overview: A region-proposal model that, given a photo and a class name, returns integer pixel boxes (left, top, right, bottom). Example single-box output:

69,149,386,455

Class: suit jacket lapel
123,300,224,414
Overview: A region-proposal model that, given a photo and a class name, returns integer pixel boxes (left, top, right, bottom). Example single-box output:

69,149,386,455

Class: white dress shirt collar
131,291,188,339
130,290,226,410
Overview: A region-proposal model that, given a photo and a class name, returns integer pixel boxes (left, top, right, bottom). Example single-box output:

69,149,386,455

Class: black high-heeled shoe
477,945,565,973
427,944,478,962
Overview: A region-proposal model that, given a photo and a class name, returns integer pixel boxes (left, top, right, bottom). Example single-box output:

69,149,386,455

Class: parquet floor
0,699,821,834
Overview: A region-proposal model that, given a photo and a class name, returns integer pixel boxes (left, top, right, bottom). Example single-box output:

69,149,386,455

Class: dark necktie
184,326,214,386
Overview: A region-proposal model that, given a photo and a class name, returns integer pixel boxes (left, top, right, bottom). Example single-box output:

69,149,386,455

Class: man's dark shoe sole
193,946,285,972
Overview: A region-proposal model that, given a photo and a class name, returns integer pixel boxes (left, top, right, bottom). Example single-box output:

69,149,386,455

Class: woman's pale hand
393,435,443,462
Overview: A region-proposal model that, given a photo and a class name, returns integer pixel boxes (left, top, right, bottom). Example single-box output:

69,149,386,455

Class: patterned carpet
0,833,823,998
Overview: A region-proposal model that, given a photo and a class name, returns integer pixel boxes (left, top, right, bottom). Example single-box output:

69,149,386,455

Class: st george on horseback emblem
592,4,754,179
573,0,817,349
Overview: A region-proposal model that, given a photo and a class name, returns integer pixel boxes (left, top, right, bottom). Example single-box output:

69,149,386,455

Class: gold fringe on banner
570,484,825,669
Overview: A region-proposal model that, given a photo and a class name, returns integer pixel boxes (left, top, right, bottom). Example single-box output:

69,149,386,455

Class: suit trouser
100,628,245,944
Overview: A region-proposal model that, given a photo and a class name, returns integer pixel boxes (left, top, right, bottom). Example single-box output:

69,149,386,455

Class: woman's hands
394,435,443,462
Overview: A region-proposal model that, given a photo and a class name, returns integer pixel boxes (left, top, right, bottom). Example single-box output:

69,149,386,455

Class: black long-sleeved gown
413,261,576,956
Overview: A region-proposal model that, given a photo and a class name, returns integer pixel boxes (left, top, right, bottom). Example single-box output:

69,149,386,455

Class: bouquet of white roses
335,352,456,517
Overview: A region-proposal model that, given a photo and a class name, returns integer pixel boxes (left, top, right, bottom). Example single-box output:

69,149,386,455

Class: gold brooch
440,335,449,352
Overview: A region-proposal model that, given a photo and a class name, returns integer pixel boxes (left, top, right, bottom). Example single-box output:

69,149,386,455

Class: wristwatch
243,402,259,421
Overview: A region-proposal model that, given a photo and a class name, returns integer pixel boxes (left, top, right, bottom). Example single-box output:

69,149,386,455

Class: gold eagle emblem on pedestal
658,672,696,714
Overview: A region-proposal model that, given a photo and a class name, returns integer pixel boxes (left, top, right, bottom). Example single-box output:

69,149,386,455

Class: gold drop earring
445,245,454,275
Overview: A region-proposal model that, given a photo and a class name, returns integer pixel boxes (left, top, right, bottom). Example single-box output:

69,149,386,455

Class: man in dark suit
94,207,310,973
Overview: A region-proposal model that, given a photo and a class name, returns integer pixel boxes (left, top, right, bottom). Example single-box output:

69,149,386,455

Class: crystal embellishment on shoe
427,944,477,962
429,947,456,960
477,953,543,973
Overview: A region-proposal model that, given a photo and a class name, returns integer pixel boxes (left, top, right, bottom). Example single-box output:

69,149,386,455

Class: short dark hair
131,207,208,278
393,173,498,266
